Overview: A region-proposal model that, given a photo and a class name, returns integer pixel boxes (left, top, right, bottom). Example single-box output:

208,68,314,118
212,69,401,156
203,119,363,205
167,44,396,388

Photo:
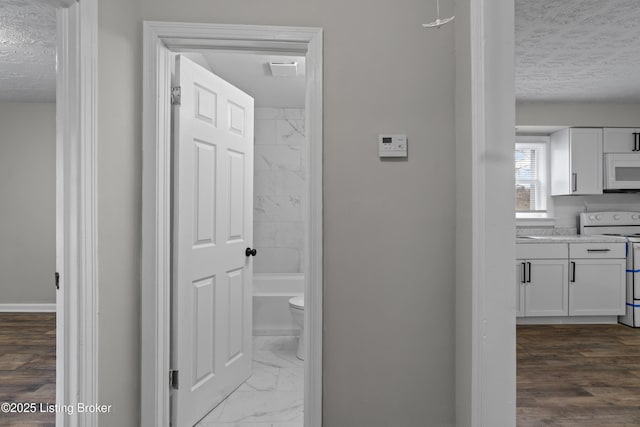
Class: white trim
461,0,516,425
141,22,323,427
56,1,99,426
0,304,57,312
470,0,485,420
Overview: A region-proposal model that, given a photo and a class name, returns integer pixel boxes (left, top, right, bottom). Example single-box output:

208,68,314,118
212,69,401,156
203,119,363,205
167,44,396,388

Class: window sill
516,216,556,227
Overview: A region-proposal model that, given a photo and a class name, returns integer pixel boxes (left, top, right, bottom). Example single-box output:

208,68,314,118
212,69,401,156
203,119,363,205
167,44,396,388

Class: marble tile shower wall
254,108,306,274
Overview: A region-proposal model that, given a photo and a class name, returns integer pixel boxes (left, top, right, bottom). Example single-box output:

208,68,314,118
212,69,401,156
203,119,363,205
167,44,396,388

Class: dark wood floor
518,324,640,427
0,313,55,427
2,315,639,426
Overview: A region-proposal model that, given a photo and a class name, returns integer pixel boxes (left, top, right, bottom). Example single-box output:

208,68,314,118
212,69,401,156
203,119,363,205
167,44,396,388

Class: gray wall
98,0,141,423
0,102,55,306
98,0,456,425
454,1,473,424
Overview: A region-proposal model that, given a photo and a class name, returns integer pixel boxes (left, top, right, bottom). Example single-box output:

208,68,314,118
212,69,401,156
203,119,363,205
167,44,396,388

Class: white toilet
288,296,305,360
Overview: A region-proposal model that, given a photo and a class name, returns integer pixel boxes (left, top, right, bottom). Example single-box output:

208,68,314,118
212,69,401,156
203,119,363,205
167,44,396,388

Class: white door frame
457,0,516,426
141,22,323,427
54,0,100,426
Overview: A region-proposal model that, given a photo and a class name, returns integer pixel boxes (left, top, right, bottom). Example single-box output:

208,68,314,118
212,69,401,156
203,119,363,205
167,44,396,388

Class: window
515,136,550,219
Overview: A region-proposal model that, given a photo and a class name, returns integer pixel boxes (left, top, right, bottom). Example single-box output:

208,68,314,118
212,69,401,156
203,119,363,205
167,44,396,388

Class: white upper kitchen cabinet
550,128,603,196
604,128,640,153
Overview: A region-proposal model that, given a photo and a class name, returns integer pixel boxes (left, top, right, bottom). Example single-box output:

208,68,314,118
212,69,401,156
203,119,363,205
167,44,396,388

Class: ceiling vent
268,61,298,77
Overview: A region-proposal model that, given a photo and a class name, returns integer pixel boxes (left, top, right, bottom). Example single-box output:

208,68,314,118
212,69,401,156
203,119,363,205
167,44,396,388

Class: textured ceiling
0,0,56,102
2,1,640,103
516,0,640,103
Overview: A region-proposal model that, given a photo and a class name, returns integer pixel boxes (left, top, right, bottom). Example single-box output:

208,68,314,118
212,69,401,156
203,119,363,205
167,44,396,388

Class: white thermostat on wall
378,134,408,158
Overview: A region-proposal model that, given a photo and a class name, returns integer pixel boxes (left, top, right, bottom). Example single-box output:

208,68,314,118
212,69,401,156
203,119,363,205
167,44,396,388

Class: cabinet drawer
569,243,625,259
516,243,567,259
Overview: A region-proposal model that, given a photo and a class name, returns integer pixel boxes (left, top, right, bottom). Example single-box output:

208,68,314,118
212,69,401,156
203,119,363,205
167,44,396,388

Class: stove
580,211,640,327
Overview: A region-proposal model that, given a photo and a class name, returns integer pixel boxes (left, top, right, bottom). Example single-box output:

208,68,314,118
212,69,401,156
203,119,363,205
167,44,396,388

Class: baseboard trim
516,315,618,325
0,304,56,313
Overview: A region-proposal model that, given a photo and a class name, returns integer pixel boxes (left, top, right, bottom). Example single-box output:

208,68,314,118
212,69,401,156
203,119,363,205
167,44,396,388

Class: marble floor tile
196,336,304,427
199,391,303,424
253,350,303,369
237,366,279,392
276,368,303,392
198,423,302,427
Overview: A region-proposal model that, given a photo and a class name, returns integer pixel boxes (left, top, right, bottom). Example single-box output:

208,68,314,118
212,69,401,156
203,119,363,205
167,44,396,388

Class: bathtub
253,273,304,336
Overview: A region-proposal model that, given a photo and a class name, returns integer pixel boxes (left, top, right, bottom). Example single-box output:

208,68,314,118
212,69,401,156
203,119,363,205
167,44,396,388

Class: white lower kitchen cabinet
569,258,626,316
517,258,569,317
516,241,626,323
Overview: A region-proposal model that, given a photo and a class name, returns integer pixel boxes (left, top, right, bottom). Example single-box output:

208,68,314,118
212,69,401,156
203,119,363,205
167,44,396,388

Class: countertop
516,235,627,244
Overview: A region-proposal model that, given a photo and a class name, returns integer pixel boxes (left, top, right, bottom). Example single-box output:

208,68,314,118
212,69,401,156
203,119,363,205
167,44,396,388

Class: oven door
633,243,640,300
605,153,640,190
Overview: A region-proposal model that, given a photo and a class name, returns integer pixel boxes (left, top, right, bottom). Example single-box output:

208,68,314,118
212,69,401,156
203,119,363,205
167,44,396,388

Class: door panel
228,150,245,241
570,128,603,195
172,55,254,427
525,259,568,317
194,141,216,245
569,259,625,316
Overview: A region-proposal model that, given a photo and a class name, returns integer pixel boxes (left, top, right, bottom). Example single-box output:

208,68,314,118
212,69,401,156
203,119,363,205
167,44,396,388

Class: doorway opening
180,49,307,425
0,0,100,425
141,23,323,427
0,2,57,425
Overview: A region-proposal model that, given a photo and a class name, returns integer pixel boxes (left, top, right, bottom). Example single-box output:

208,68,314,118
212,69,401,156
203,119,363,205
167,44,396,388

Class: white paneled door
171,55,254,427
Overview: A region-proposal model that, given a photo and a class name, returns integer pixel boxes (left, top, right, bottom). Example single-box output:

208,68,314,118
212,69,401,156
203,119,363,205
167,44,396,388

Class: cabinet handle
633,133,638,151
521,262,526,284
527,262,532,283
572,173,577,192
586,248,611,252
571,261,576,283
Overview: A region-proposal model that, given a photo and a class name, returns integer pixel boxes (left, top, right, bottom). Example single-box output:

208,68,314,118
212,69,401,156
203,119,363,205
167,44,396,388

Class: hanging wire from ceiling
422,0,455,29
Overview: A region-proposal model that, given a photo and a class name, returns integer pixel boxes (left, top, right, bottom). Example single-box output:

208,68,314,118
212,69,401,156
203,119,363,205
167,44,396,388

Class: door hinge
171,86,181,105
55,272,60,290
169,369,179,389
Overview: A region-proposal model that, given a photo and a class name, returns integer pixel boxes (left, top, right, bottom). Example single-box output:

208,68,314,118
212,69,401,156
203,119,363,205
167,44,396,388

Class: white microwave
605,153,640,191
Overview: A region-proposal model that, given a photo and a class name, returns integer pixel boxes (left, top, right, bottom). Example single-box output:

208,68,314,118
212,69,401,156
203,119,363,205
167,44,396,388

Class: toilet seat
288,296,304,310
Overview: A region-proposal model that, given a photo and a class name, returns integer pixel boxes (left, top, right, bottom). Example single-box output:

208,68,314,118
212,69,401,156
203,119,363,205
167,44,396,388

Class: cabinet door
516,260,526,317
570,128,603,195
569,259,625,316
604,128,638,153
525,259,568,316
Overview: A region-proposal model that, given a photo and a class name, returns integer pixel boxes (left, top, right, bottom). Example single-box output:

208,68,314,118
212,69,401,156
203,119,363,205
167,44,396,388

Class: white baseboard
516,315,618,325
0,304,56,312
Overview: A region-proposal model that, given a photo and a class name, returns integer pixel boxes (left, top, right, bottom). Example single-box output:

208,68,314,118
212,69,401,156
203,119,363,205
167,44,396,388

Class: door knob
245,248,257,257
